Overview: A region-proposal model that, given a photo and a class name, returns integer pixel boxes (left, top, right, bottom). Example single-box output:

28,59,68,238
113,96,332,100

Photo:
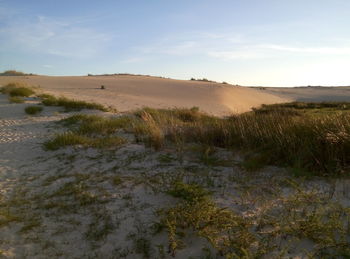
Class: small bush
25,106,43,115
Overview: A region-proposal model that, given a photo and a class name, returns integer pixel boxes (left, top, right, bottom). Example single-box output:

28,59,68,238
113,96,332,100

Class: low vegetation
47,103,350,175
25,106,43,115
0,82,35,97
44,114,130,150
129,104,350,176
160,181,350,257
8,96,24,103
40,94,109,111
0,70,35,76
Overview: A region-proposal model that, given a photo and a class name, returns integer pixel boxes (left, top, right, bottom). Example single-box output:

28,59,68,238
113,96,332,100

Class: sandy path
0,75,289,115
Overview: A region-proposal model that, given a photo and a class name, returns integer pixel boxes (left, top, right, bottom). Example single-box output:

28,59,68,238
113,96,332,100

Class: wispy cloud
0,14,111,58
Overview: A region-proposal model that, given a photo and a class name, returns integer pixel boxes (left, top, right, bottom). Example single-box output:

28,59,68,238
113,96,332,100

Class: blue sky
1,0,350,86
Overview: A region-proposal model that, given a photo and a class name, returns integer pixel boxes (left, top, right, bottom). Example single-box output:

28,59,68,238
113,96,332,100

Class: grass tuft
1,82,35,97
25,106,43,115
40,94,108,111
8,96,24,103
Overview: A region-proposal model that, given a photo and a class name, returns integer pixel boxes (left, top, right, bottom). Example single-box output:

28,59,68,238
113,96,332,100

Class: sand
263,86,350,102
0,93,349,258
0,75,290,116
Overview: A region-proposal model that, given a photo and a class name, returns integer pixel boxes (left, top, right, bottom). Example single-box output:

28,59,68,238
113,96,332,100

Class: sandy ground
262,86,350,102
0,75,290,116
0,94,349,258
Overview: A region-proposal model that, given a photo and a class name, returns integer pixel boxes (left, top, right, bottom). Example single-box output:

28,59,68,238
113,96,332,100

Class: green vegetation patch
1,82,35,97
8,96,24,103
44,132,126,150
25,106,43,115
40,94,108,111
159,181,350,257
130,104,350,176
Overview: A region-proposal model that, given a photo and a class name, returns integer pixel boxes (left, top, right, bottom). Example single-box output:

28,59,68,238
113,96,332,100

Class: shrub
25,106,43,115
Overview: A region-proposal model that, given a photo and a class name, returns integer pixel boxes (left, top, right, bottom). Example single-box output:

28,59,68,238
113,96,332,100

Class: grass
0,82,35,96
8,96,24,103
45,114,132,150
159,181,350,257
128,104,350,176
47,102,350,175
25,106,43,115
40,94,108,111
44,132,126,150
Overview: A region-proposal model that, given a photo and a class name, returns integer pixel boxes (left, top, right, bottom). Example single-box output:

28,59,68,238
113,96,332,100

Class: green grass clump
1,82,35,97
25,106,43,115
41,94,108,111
167,181,210,202
8,96,24,103
9,87,34,97
44,132,126,150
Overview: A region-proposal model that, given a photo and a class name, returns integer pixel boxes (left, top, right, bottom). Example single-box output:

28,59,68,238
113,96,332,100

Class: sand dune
0,75,289,115
263,86,350,102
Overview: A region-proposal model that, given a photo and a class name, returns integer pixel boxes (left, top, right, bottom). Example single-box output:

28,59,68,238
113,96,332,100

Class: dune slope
0,75,289,115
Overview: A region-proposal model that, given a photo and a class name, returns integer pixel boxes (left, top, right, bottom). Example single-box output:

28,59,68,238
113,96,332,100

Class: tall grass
130,105,350,176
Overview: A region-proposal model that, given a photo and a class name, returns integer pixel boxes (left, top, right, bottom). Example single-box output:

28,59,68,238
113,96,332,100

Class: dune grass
8,96,24,103
0,82,35,97
44,132,126,150
130,104,350,176
47,102,350,175
40,94,109,112
160,181,350,257
25,106,43,115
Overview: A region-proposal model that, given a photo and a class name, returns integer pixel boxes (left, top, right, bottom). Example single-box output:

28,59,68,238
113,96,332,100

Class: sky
1,0,350,86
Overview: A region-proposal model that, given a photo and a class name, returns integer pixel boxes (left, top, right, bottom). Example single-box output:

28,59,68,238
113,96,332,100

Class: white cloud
0,15,111,58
